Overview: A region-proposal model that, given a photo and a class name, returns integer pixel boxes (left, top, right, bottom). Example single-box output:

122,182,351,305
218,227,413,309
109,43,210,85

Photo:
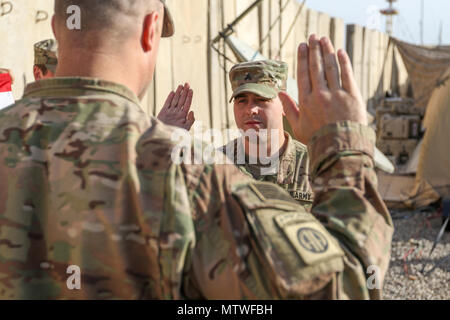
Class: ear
51,15,58,41
33,66,42,81
141,11,160,52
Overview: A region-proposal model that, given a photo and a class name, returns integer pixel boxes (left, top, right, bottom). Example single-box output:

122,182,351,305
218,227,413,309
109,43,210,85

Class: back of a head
53,0,163,46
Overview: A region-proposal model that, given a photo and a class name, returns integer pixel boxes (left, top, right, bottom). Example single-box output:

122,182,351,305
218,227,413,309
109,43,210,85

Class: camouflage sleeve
138,120,346,300
137,119,393,300
307,121,394,299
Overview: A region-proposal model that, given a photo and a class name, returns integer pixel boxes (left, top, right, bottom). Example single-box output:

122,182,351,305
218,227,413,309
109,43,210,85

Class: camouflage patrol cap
34,39,58,73
160,0,175,37
229,60,288,102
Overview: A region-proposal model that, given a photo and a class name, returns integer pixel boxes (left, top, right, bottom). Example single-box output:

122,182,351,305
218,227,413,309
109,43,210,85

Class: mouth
245,121,263,125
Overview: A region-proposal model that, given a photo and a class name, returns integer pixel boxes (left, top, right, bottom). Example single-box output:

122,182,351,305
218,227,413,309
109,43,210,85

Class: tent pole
212,0,264,44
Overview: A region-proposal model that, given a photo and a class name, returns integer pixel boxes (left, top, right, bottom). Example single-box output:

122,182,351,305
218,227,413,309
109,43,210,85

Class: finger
320,37,341,91
182,89,194,116
185,111,195,130
297,43,311,104
338,49,359,95
178,83,190,110
308,34,327,90
279,91,300,126
171,85,183,108
163,91,175,110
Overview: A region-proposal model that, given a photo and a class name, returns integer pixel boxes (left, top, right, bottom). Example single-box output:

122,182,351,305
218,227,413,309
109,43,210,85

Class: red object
0,73,13,93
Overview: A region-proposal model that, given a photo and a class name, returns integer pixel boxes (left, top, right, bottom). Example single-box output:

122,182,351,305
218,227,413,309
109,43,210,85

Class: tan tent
414,67,450,199
393,39,450,108
376,41,450,209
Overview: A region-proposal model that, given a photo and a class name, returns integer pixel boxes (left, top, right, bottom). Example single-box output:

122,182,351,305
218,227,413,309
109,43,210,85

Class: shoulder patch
274,215,343,265
232,183,344,287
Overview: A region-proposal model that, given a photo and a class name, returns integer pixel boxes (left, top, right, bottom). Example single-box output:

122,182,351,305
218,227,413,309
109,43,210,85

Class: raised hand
280,35,367,144
157,83,195,131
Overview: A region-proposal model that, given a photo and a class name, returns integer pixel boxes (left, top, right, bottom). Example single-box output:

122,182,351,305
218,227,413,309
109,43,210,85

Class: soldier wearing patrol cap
0,0,393,300
222,60,314,208
33,39,58,81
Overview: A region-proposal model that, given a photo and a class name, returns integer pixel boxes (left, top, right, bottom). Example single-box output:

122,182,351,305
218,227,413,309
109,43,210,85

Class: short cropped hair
54,0,162,39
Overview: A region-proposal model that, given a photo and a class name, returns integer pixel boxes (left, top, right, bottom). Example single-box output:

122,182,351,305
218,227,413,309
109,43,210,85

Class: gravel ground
383,207,450,300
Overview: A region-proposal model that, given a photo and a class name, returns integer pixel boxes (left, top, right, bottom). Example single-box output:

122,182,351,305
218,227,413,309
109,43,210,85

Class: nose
245,103,259,116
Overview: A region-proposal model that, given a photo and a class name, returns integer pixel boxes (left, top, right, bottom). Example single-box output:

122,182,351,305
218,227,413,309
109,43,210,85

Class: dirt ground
383,207,450,300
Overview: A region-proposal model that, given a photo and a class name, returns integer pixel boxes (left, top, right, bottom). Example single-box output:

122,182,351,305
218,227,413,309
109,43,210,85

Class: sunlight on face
233,92,285,133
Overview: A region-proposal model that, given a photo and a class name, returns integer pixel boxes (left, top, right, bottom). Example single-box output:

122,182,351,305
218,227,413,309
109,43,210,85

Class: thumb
278,91,299,125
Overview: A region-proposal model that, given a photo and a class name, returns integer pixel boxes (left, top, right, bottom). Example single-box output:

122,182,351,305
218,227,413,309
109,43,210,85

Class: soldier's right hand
0,68,14,84
157,83,195,131
280,34,367,144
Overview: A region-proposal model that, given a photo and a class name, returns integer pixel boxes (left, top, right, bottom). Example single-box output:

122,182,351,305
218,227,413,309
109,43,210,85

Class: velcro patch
275,216,343,265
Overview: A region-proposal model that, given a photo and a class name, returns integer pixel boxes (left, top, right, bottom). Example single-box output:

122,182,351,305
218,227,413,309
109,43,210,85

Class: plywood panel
382,34,393,95
367,29,379,110
279,0,299,77
360,27,371,105
375,31,387,103
316,11,331,39
306,9,318,38
346,24,364,96
222,0,238,134
153,38,174,117
235,0,260,53
171,0,210,131
209,0,231,135
330,18,345,52
392,46,409,97
259,0,271,58
293,2,308,79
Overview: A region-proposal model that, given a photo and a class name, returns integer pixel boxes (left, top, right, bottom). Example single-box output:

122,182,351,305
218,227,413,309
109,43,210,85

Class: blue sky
301,0,449,45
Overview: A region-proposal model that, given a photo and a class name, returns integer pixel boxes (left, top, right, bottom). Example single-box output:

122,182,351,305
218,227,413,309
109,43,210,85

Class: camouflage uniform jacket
221,134,314,209
0,78,393,300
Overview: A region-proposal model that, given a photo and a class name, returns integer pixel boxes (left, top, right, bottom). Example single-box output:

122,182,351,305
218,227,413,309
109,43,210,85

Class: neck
55,45,146,98
244,129,287,160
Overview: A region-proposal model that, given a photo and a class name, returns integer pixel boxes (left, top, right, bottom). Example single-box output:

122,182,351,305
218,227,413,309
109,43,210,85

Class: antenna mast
420,0,424,45
380,0,399,36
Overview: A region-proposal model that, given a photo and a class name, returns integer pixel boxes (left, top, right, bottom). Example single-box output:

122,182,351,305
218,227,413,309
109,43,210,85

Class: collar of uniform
24,77,141,106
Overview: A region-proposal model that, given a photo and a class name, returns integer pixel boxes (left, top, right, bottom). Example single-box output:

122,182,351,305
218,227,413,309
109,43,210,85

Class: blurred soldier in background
221,60,314,209
33,39,58,80
0,0,393,300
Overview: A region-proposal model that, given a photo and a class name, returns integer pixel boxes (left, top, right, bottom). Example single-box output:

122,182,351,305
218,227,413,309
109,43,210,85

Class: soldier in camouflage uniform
222,60,314,209
33,39,58,81
0,0,393,300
